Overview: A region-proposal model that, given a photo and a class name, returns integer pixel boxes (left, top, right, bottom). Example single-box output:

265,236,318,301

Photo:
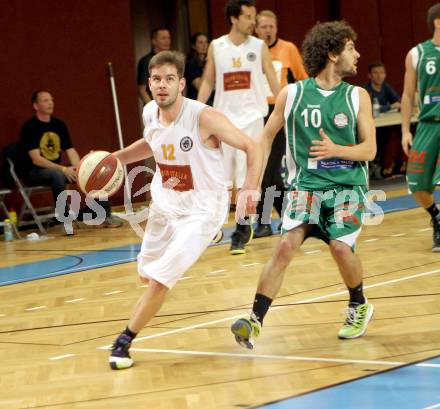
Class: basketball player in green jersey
231,21,376,348
402,3,440,252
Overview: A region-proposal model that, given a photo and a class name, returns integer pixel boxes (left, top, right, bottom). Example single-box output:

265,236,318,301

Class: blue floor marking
379,189,440,213
0,245,140,286
1,190,440,287
258,356,440,409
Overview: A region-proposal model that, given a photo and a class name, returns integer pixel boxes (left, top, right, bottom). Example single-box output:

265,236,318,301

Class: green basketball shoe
338,301,374,339
231,313,261,349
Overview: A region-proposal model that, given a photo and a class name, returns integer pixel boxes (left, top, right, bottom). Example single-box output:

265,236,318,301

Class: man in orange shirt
254,10,308,237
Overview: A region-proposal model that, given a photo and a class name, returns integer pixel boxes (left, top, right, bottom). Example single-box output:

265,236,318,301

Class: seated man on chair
364,62,406,178
19,90,122,234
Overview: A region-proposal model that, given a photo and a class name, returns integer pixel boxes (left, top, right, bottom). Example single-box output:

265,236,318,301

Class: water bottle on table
3,219,13,242
373,97,380,118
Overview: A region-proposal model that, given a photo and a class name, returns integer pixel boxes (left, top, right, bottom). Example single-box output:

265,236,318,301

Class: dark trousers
377,125,407,171
256,105,286,225
25,168,111,218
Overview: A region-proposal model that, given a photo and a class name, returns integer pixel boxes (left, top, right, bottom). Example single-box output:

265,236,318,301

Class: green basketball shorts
407,121,440,193
281,186,367,249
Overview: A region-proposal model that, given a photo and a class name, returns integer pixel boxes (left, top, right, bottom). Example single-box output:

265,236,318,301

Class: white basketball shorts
137,200,228,289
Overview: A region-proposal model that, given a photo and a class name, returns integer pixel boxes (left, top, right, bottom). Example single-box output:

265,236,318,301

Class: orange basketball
77,151,124,199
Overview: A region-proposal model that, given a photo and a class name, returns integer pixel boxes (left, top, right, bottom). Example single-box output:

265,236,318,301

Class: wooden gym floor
0,189,439,408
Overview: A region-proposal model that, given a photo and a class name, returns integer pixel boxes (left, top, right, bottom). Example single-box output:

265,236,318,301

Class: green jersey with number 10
284,78,368,191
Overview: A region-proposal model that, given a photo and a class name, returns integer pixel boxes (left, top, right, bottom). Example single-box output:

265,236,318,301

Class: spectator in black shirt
364,62,406,178
137,28,171,104
19,90,122,233
365,62,401,112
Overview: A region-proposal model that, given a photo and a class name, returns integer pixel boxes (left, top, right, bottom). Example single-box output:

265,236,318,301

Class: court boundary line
126,347,440,368
98,267,440,349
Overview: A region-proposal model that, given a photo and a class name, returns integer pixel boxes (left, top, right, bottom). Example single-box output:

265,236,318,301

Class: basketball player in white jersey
108,51,261,370
198,0,280,255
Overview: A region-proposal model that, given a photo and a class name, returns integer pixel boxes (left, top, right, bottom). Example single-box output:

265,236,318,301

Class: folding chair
0,189,21,239
4,143,53,235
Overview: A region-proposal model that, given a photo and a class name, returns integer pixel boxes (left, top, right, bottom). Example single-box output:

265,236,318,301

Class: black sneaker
230,231,246,255
238,222,253,244
432,219,440,252
230,222,254,255
253,224,273,238
109,334,134,370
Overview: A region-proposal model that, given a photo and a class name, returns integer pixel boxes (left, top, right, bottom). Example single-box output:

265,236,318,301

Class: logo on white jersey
246,52,256,62
333,112,349,128
180,136,193,152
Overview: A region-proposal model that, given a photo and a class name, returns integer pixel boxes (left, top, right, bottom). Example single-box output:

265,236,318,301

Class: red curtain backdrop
208,0,435,92
0,0,141,206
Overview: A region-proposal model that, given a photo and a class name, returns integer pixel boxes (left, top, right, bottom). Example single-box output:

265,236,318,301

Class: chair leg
19,189,47,235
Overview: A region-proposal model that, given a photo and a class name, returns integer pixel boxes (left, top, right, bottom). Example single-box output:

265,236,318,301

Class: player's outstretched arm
199,108,262,217
197,43,215,104
257,86,288,183
309,87,376,162
199,108,262,189
401,50,417,156
113,138,153,166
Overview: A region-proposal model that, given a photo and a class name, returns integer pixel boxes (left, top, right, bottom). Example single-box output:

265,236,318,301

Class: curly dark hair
302,21,357,77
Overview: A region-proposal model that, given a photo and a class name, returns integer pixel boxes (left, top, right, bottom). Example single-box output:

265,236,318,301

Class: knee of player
329,240,351,259
274,238,296,264
139,275,150,285
148,278,169,293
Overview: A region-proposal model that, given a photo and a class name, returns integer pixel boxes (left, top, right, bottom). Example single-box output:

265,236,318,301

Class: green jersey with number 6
415,40,440,122
284,78,368,191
